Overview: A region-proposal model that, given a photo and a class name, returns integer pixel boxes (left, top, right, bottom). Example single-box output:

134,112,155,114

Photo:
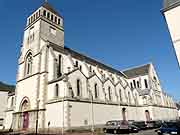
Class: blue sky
0,0,180,101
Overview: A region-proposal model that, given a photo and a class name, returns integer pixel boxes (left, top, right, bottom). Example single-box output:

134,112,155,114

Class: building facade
163,0,180,67
4,2,178,133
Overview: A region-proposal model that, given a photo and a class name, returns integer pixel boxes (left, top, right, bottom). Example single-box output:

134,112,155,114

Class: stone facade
4,1,178,132
163,0,180,67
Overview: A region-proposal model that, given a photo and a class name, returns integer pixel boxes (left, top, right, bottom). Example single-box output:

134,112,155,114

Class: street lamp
87,83,95,135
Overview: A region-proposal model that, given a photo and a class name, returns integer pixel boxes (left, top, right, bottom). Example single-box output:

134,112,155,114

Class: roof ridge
122,62,151,72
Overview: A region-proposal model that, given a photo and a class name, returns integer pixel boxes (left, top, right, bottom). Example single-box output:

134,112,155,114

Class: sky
0,0,180,101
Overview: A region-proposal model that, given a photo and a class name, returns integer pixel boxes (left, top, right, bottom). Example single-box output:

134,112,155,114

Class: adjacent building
163,0,180,67
4,2,178,133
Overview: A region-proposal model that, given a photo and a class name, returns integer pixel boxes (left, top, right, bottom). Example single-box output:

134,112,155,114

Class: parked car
157,121,180,135
103,120,129,134
132,121,147,130
128,124,140,133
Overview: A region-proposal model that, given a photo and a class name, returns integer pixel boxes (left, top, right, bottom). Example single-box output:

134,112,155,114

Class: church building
4,2,178,133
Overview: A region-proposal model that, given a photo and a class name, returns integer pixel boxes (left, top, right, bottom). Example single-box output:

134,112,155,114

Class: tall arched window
128,91,131,104
55,84,59,97
119,89,122,102
130,82,133,89
11,97,14,107
25,53,33,75
108,87,112,101
57,55,62,77
77,79,81,97
94,83,98,99
144,79,148,88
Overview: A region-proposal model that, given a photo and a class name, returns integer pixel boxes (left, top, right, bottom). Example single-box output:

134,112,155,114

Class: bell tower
14,2,64,130
163,0,180,67
23,1,64,49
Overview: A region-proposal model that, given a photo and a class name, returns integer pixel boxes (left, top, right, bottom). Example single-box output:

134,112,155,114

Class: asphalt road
105,129,158,135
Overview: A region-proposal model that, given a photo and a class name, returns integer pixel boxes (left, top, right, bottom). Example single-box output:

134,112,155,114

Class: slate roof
48,41,127,78
122,64,150,78
163,0,180,11
42,2,62,17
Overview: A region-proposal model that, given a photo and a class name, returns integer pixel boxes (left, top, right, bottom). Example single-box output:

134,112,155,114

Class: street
105,129,158,135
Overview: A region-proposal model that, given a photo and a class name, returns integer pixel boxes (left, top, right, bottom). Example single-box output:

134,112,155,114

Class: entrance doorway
21,99,30,129
122,108,126,121
23,112,29,129
145,110,151,122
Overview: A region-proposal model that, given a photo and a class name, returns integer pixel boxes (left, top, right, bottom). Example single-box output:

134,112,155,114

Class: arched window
119,89,122,102
11,97,14,107
144,79,148,88
25,53,33,75
57,55,62,77
128,91,131,104
108,87,112,101
51,14,54,21
43,10,46,17
77,79,81,97
55,84,59,97
133,80,136,88
55,16,57,23
58,18,61,25
130,82,133,89
47,12,50,19
94,83,98,99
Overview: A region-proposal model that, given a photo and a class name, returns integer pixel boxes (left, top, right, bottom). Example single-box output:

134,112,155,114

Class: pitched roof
123,64,150,78
163,0,180,12
42,2,62,17
48,42,127,78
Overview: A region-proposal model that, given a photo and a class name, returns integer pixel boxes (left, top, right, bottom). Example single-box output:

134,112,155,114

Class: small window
55,16,57,23
33,14,36,21
94,83,98,99
28,18,31,25
55,84,59,97
144,79,148,88
47,12,50,19
58,18,61,25
51,14,54,21
31,16,33,22
43,10,46,17
36,12,38,19
38,10,41,16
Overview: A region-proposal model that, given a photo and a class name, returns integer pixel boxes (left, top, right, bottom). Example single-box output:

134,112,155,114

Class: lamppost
87,83,95,135
35,99,40,135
